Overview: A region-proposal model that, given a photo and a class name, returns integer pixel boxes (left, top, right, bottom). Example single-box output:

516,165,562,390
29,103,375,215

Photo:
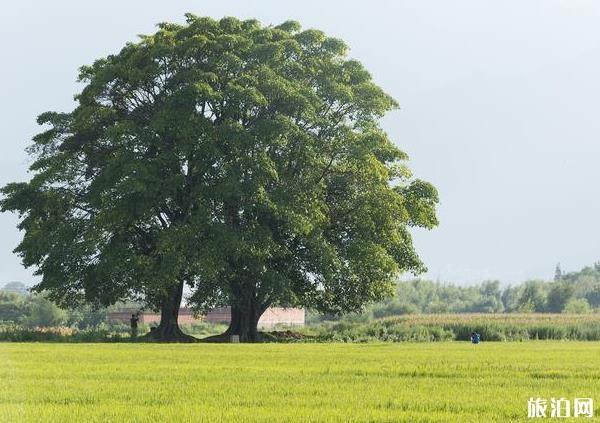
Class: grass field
1,342,599,422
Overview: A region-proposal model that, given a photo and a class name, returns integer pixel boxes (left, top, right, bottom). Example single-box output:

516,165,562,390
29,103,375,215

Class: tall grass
307,313,600,342
0,322,227,342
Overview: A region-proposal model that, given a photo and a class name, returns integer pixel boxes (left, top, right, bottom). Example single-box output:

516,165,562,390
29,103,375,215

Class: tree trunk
144,280,196,343
224,296,267,342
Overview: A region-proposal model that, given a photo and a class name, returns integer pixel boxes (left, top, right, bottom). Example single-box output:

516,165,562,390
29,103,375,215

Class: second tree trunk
147,280,196,342
225,298,265,342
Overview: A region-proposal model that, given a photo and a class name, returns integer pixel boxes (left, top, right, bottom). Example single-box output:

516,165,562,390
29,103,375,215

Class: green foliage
309,264,600,322
65,304,108,329
0,291,27,323
314,279,505,320
0,321,224,342
517,280,547,312
0,291,67,327
0,324,126,342
0,288,111,329
545,282,575,312
20,296,67,327
1,14,437,329
307,314,600,342
313,320,454,342
184,322,228,337
563,298,591,314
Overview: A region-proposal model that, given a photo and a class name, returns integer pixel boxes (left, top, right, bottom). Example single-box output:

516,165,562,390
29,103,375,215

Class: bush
21,296,67,328
185,322,227,336
563,298,591,314
0,324,129,342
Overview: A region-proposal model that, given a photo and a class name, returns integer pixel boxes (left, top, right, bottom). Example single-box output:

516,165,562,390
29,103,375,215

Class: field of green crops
1,342,599,422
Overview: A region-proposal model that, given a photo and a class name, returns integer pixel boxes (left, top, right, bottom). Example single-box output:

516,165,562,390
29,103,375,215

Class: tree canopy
1,15,438,341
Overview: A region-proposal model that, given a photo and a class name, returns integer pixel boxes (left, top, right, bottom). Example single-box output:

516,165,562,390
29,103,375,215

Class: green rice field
1,342,599,422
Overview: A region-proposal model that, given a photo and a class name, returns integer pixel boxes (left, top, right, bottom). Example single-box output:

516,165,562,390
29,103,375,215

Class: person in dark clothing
130,313,139,339
471,332,481,344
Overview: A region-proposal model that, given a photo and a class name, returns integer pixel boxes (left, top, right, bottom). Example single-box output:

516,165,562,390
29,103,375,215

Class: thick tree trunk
144,280,196,343
224,304,259,342
222,293,267,342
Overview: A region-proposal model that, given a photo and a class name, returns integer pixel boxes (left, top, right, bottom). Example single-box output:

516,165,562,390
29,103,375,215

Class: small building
108,306,305,328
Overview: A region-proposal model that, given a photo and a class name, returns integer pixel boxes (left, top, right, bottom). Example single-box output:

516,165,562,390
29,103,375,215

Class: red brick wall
204,307,231,324
257,308,305,328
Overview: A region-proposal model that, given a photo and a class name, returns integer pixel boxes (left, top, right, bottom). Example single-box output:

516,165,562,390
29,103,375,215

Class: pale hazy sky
1,1,599,286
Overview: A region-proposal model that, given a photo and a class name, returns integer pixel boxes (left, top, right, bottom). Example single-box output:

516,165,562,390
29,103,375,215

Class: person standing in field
130,313,139,340
471,332,481,344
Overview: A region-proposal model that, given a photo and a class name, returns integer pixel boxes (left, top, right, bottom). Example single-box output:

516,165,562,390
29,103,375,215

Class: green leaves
398,180,439,229
2,14,438,318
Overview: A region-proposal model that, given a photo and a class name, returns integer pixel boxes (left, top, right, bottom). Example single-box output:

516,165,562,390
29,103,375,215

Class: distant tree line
6,262,600,328
0,281,108,328
309,262,600,322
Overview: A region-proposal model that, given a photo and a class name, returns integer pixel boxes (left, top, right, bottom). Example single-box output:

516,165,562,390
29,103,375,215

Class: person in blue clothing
470,332,481,344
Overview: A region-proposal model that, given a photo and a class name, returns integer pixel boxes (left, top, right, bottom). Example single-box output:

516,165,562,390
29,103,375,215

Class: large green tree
1,15,438,342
